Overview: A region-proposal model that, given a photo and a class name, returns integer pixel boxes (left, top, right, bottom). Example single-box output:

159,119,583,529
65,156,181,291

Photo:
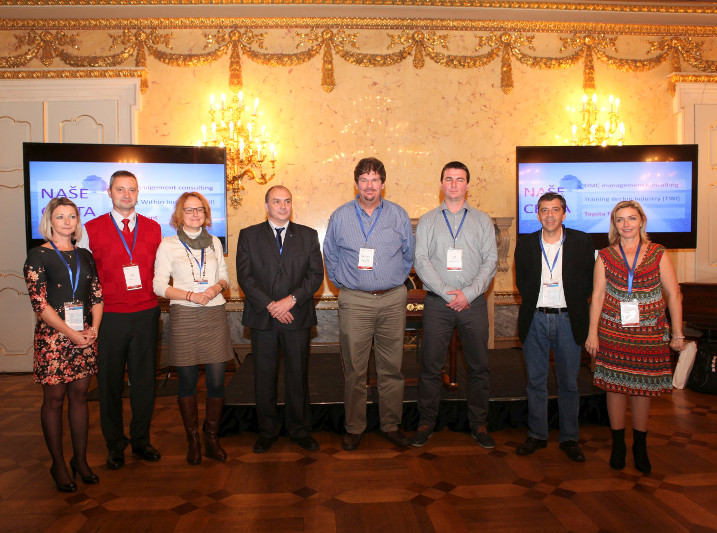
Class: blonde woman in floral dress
24,197,103,492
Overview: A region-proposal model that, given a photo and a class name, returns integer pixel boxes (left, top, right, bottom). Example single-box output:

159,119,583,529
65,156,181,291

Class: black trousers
417,293,490,430
97,306,160,452
250,326,312,440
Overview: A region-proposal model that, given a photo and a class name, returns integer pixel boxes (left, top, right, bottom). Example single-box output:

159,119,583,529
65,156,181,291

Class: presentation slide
27,160,227,248
517,160,693,235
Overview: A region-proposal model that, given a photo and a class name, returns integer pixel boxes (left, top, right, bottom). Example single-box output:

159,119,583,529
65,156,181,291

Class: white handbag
672,341,697,389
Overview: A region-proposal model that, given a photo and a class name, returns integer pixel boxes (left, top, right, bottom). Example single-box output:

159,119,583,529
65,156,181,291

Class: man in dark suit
236,185,324,453
514,192,594,462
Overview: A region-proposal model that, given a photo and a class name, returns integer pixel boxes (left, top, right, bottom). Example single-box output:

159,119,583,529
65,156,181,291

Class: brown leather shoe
380,429,410,447
343,432,363,451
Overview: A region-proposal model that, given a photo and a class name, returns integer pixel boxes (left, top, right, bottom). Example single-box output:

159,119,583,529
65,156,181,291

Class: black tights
41,376,92,483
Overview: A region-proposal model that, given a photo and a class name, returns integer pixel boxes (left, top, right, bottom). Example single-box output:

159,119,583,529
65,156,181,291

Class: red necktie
122,218,132,241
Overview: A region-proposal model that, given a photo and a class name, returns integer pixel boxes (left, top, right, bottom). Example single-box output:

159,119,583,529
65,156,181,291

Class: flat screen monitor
23,143,228,253
516,144,698,249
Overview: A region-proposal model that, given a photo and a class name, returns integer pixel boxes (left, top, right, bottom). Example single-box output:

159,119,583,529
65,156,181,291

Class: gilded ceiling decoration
1,20,715,95
2,1,716,14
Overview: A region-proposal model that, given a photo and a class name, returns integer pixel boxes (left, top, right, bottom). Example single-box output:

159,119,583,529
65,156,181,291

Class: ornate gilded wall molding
0,20,715,94
3,18,717,35
2,1,717,15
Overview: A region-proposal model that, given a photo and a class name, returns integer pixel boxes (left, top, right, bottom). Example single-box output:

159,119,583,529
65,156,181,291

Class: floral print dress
23,246,103,385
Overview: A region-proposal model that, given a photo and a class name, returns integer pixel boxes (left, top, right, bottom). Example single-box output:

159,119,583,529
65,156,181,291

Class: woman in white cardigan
153,192,233,464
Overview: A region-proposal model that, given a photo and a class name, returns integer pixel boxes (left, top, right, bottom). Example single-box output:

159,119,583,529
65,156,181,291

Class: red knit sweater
85,213,162,313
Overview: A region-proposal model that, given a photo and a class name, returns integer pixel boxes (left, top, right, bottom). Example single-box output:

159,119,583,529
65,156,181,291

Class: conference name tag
64,302,84,331
194,279,209,293
542,282,560,307
446,248,463,271
358,248,374,270
122,263,142,290
620,300,640,327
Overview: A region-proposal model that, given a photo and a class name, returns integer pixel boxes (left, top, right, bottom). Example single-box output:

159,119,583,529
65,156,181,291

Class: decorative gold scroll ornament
1,27,716,94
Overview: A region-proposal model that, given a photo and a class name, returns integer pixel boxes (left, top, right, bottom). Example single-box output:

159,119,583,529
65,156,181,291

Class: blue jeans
522,310,581,442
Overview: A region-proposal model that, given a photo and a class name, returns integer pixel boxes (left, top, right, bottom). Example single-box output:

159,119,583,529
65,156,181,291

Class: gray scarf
177,227,213,250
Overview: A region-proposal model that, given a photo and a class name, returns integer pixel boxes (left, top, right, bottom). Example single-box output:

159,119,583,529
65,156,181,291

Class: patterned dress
23,246,103,385
593,242,672,396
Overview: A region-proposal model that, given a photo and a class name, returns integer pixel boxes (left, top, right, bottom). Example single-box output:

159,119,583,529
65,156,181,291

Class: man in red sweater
81,170,163,469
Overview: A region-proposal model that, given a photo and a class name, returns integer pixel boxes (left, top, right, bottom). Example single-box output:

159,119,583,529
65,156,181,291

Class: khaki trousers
338,285,407,434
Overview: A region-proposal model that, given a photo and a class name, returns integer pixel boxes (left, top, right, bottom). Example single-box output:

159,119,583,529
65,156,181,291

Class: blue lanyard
110,214,138,262
180,241,205,275
539,228,566,282
49,241,81,301
354,198,383,245
442,209,467,247
619,241,641,297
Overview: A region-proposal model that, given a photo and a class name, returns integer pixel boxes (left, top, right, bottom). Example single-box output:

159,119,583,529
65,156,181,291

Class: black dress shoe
253,436,278,454
342,432,363,451
70,457,99,484
516,437,548,456
559,440,586,462
106,450,125,470
50,464,77,493
292,435,320,451
380,429,410,447
132,444,162,462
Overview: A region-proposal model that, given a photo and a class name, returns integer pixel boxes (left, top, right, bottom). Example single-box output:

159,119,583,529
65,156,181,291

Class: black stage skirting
220,348,608,437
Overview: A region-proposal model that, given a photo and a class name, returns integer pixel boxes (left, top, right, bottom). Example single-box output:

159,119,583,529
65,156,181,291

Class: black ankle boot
633,429,651,474
610,428,626,470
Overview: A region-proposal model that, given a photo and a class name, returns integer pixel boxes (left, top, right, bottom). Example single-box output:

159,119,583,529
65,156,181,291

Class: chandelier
198,91,276,208
568,93,625,146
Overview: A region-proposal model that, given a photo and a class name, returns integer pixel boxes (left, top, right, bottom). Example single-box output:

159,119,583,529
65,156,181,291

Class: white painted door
0,78,139,372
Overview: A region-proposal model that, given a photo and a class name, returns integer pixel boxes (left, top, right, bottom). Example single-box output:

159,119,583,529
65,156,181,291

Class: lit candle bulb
270,143,276,161
615,98,620,114
201,124,207,142
221,93,226,110
256,142,261,161
619,122,625,139
239,138,244,160
592,93,597,105
571,124,577,141
254,97,259,116
609,94,614,112
211,122,217,141
582,94,587,111
605,120,610,136
229,121,234,139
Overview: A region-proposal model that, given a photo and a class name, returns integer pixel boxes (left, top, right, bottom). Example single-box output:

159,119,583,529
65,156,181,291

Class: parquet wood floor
2,372,717,533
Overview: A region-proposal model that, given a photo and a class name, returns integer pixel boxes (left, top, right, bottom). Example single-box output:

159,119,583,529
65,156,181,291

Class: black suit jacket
236,220,324,331
514,227,595,345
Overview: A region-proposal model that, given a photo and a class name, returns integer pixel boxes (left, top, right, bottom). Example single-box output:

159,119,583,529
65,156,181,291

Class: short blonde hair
608,200,649,246
170,192,212,229
39,197,83,242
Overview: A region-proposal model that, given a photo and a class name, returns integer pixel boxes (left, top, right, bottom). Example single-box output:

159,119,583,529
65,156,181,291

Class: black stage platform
220,348,608,437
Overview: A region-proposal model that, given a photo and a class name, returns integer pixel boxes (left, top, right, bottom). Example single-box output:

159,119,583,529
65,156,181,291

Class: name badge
194,279,209,293
620,300,640,327
64,302,84,331
446,248,463,271
122,263,142,290
542,282,560,307
358,248,374,270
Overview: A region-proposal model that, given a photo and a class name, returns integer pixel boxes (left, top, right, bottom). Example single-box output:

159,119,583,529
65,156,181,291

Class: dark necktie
275,227,284,253
122,218,132,241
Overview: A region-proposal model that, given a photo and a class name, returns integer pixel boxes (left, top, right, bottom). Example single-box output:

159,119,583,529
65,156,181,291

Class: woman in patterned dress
586,200,684,474
23,198,103,492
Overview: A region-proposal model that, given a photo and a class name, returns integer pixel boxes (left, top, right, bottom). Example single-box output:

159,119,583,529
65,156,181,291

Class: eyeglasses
183,207,206,214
